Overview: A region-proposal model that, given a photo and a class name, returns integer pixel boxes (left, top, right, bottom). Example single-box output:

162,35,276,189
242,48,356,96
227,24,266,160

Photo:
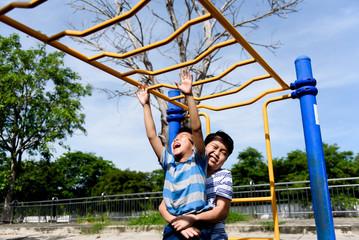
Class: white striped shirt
206,168,233,240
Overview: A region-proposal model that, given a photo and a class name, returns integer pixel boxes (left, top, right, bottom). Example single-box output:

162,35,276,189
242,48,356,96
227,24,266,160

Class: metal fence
1,177,359,224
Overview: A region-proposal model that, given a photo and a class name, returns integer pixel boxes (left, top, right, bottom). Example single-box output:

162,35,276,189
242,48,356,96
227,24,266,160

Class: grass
226,211,252,223
258,221,285,231
80,222,115,235
127,212,168,226
76,211,258,235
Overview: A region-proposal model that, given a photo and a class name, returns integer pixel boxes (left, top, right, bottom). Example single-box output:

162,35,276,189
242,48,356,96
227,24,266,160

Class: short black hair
178,127,192,135
204,131,234,156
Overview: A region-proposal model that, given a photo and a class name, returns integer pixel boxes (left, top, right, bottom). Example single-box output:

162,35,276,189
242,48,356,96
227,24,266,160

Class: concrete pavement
0,217,359,239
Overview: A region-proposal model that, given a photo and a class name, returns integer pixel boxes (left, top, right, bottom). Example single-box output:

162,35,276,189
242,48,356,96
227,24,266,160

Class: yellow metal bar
199,112,211,136
185,112,211,135
120,39,237,77
0,0,47,15
262,94,292,240
231,196,272,203
48,0,151,42
196,87,288,111
197,0,289,89
147,58,256,92
0,14,189,111
89,14,212,61
194,74,271,101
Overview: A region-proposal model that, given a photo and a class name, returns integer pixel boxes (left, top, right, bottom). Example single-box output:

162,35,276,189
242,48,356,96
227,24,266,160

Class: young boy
136,69,211,229
160,131,234,240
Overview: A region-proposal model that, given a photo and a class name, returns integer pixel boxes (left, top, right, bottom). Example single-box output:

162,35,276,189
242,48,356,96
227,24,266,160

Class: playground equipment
0,1,335,239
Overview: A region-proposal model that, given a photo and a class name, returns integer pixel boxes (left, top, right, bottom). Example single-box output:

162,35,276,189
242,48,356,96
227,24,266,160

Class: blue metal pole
291,55,335,240
167,90,184,153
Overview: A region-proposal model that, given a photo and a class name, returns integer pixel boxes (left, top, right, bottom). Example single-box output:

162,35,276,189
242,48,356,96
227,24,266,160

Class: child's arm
136,84,163,158
159,200,201,238
175,69,205,157
160,196,231,231
171,196,231,231
158,199,176,223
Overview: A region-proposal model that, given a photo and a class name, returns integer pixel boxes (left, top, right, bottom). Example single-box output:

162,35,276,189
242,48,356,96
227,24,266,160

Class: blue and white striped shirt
159,147,211,216
206,169,233,240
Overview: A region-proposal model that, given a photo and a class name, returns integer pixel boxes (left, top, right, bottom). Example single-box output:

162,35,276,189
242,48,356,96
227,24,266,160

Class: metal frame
0,1,334,239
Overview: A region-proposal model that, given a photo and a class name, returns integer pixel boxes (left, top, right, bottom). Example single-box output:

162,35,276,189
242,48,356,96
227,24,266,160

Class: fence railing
1,177,359,224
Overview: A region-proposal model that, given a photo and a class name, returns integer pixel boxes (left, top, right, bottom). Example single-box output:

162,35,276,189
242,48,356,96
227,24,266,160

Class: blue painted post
167,90,184,153
291,55,336,240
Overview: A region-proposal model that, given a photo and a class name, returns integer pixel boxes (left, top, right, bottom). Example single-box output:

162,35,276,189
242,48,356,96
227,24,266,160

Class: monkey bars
0,1,297,239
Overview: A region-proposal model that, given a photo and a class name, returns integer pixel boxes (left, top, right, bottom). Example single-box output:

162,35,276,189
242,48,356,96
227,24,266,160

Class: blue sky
1,0,359,173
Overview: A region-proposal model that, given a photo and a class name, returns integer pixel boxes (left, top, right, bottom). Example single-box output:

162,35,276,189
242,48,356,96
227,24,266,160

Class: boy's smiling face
206,137,229,173
171,132,194,161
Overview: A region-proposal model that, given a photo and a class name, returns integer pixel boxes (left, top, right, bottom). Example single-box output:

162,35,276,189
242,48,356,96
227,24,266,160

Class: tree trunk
2,155,18,223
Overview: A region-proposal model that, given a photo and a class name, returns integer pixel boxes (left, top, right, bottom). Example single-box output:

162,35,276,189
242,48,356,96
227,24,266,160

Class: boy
136,69,211,235
160,131,234,240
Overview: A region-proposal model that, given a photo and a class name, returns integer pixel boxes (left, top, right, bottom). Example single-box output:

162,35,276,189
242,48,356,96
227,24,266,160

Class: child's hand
171,214,196,231
175,69,193,96
180,227,201,239
135,84,150,106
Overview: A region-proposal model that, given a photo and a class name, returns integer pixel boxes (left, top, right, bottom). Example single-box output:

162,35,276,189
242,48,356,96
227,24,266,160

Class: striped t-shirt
159,147,211,216
206,168,233,240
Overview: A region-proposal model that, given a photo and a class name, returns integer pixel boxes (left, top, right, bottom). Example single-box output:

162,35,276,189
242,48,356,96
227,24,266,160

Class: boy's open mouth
173,142,181,149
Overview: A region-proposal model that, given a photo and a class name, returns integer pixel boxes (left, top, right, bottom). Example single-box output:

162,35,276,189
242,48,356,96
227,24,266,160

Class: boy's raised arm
175,69,205,157
136,84,163,159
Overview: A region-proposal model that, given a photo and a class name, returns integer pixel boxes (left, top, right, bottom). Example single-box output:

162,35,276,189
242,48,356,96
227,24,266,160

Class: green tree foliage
232,143,359,186
231,143,359,185
9,151,115,201
273,149,309,182
0,34,92,204
231,147,269,186
52,151,115,198
15,160,56,201
273,143,359,183
323,143,357,179
92,168,154,196
148,169,165,192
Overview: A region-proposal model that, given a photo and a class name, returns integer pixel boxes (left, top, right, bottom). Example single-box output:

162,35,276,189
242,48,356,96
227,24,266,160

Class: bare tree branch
68,0,303,144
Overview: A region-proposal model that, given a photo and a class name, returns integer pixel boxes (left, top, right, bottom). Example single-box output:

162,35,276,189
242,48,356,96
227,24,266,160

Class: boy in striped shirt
136,69,211,239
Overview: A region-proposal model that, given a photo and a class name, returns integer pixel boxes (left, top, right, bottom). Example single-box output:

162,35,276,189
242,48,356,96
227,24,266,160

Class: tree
231,147,269,186
0,34,92,206
69,0,303,147
273,149,308,182
14,160,56,201
323,143,357,179
148,169,165,192
273,143,359,183
52,151,115,198
92,168,153,196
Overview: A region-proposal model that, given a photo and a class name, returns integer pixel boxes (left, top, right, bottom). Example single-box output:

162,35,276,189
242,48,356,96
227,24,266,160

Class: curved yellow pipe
262,94,292,240
199,112,211,136
89,14,212,61
0,0,47,15
197,0,289,90
197,87,289,111
48,0,151,42
148,58,256,92
121,39,237,77
172,74,271,102
184,112,211,136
